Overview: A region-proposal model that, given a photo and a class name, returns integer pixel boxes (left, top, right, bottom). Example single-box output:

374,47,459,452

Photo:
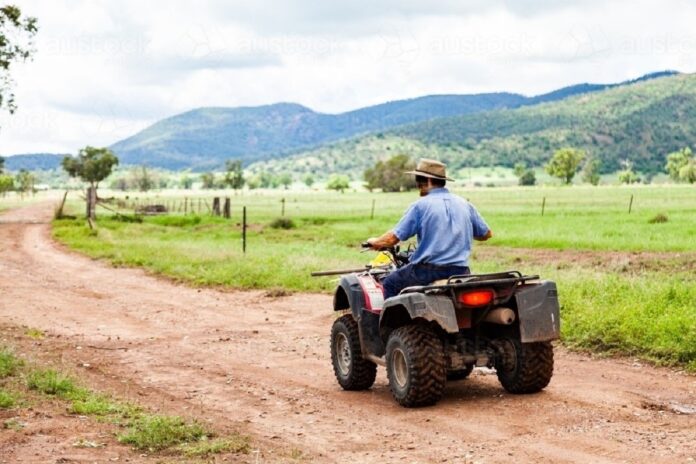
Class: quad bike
312,245,560,408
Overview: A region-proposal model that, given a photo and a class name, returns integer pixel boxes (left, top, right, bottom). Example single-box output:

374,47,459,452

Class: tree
278,173,292,190
223,159,244,190
679,159,696,184
200,172,216,189
303,173,315,187
545,147,586,184
15,169,34,195
131,166,155,192
0,155,4,174
514,162,536,186
327,174,350,193
665,147,693,182
518,169,536,186
0,6,38,117
0,174,13,196
364,154,416,192
61,146,119,195
581,157,601,185
179,175,193,190
617,160,640,184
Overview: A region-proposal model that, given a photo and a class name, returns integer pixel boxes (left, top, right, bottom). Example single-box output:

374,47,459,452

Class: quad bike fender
333,274,386,358
333,274,365,318
514,281,561,343
380,293,459,334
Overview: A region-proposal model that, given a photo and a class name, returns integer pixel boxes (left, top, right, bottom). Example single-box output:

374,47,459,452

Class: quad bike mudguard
333,274,386,357
514,281,560,342
381,293,459,333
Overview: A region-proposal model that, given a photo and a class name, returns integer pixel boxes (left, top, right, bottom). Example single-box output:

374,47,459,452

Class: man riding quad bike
313,159,560,407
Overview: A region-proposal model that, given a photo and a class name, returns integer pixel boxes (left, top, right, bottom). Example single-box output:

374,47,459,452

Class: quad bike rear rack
400,270,540,295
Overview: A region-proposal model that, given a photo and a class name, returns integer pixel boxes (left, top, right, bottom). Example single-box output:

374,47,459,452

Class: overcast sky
1,0,695,155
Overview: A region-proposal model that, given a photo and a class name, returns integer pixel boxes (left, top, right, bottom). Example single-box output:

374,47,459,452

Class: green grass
0,389,17,408
26,369,85,399
4,349,247,456
24,328,45,340
179,436,251,457
560,273,696,370
118,415,208,451
0,348,23,378
52,186,696,370
70,393,140,418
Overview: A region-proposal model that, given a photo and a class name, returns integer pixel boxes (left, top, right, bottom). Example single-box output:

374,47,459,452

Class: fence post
212,197,221,216
223,197,231,219
541,196,546,217
242,206,247,254
370,199,376,220
628,194,634,214
281,198,286,217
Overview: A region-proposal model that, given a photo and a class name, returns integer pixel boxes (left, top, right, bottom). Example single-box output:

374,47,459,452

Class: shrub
270,217,295,229
648,213,668,224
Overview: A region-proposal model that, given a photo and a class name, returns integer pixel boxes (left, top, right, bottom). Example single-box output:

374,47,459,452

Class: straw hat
405,158,454,181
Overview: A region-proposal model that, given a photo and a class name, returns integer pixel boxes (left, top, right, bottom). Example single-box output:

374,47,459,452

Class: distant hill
250,72,695,178
3,153,65,171
109,71,677,170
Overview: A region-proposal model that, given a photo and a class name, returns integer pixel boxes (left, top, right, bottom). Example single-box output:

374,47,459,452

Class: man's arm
474,229,493,241
367,231,400,250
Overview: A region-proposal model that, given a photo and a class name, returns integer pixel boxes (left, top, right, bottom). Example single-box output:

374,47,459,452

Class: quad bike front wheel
330,315,377,390
495,338,554,394
386,325,446,407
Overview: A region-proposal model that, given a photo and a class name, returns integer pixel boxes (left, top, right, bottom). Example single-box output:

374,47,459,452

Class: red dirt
1,202,695,463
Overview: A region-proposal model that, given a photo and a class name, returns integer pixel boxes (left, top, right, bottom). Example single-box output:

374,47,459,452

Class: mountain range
3,70,687,175
254,72,695,178
107,71,677,171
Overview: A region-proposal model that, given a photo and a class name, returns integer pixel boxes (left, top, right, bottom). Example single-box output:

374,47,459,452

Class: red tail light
458,289,494,307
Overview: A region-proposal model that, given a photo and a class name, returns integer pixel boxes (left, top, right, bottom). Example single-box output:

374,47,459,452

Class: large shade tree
62,146,119,195
1,5,38,117
545,147,586,184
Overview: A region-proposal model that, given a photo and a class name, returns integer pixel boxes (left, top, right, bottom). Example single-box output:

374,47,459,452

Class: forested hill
249,72,696,178
392,72,696,174
108,71,676,170
3,153,65,171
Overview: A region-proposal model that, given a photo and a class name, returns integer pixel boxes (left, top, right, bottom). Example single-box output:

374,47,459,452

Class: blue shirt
393,188,490,267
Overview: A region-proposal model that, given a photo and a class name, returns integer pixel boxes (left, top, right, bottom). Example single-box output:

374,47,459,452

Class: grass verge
0,346,251,458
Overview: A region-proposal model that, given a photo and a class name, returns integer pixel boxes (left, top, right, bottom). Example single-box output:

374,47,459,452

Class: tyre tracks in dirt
0,202,694,463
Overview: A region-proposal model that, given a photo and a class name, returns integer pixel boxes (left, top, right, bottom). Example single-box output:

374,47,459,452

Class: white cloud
1,0,695,155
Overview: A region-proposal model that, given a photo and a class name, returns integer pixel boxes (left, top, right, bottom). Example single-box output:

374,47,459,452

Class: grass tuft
118,415,208,451
26,369,85,399
70,393,138,417
0,389,17,408
0,348,22,378
180,435,251,457
24,328,44,340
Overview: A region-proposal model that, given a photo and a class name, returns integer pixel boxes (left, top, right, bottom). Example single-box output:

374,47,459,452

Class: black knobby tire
385,325,446,407
447,364,474,381
330,315,377,391
495,339,554,394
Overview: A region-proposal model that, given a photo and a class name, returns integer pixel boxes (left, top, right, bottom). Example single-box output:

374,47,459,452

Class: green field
49,185,696,370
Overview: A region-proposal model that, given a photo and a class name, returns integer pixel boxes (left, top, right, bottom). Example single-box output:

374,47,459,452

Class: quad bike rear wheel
386,325,446,407
330,315,377,390
495,338,554,394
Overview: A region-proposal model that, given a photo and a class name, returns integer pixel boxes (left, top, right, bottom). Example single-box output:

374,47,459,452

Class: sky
1,0,695,155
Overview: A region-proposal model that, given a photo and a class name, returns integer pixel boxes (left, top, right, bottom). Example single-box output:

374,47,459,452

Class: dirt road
1,202,694,463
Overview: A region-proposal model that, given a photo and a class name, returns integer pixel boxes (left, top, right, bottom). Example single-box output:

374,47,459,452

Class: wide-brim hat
404,158,454,181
